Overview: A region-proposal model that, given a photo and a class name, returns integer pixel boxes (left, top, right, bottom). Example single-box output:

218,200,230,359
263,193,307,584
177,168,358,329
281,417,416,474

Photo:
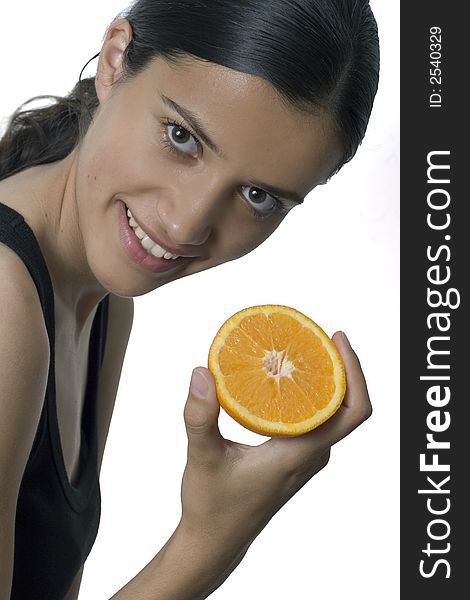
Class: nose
157,176,227,246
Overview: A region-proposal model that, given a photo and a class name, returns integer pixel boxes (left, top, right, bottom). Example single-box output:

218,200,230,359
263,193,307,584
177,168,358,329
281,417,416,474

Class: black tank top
0,201,109,599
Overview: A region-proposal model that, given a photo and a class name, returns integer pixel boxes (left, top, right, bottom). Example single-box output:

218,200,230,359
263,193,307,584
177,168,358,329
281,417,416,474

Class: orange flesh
216,312,338,425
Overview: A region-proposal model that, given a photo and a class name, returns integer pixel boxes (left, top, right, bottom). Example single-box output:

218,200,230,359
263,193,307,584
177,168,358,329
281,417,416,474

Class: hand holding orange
208,305,346,436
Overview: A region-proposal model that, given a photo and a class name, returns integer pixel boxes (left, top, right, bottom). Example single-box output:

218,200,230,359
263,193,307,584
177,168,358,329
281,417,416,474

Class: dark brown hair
0,0,380,183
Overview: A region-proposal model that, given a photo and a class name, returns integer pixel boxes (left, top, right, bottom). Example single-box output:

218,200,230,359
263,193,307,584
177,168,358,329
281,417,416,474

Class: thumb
184,367,223,453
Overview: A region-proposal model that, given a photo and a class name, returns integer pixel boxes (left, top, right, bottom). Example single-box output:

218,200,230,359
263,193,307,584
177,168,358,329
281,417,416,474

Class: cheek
78,110,171,199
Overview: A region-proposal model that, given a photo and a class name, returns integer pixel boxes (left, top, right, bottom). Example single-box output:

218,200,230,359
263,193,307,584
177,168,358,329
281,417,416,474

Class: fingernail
341,331,352,348
190,368,209,399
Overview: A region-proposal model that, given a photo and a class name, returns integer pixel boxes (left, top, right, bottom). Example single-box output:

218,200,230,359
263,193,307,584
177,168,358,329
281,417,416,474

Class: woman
0,0,379,598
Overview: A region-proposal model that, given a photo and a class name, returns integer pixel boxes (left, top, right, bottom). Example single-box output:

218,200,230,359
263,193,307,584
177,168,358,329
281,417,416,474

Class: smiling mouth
126,207,182,260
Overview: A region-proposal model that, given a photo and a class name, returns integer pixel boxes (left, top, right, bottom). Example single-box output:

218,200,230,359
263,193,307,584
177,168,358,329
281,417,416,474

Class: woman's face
75,20,343,297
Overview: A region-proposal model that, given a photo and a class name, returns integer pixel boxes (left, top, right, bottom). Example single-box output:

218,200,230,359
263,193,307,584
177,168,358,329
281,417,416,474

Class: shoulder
0,242,49,349
0,239,50,378
0,240,43,303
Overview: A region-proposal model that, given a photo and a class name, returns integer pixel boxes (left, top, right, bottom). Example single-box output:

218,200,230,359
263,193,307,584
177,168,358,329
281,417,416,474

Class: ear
95,18,133,104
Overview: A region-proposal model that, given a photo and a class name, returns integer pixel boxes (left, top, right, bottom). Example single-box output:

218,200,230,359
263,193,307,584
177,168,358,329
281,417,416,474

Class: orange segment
208,305,346,436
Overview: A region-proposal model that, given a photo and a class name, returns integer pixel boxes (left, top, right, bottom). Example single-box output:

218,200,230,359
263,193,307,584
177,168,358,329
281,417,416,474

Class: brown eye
241,185,278,215
247,188,268,204
165,122,200,157
170,125,191,144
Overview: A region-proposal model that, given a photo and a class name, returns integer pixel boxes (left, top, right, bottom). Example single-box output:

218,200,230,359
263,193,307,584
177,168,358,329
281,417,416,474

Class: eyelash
160,117,291,221
246,193,291,221
160,117,202,159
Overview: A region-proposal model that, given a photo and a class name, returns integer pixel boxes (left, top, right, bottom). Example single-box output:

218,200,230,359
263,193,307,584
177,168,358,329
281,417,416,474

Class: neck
3,149,109,337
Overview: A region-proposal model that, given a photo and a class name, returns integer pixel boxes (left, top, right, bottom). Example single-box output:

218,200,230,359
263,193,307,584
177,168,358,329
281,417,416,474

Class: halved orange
208,305,346,436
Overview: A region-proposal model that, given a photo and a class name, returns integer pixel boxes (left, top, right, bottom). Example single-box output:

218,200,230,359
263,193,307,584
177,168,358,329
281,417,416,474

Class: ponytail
0,72,99,182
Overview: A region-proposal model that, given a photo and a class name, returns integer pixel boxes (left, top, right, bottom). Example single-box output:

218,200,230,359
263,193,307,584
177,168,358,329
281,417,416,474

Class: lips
127,207,181,259
124,204,200,259
118,200,196,274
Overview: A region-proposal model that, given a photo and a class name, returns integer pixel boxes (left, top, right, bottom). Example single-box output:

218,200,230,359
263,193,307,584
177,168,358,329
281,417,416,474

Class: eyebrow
160,93,305,205
160,93,225,158
249,181,305,205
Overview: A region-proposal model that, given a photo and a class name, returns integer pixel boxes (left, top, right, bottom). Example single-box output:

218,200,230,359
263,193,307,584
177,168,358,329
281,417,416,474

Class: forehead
127,55,343,190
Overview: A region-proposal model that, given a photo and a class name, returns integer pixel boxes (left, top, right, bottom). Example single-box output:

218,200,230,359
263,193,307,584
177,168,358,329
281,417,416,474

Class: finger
332,331,370,409
183,367,225,460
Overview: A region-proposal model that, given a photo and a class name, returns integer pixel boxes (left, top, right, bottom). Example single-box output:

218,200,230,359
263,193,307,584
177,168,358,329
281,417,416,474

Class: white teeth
141,236,156,251
126,208,181,260
134,226,146,240
150,243,166,258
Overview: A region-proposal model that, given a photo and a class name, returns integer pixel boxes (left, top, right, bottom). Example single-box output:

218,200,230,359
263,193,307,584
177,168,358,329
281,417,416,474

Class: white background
1,1,399,598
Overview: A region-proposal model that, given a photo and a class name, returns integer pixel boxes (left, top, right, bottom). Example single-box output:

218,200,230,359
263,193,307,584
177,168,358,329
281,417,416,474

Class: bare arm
107,521,251,600
104,333,371,600
1,287,134,599
0,251,50,598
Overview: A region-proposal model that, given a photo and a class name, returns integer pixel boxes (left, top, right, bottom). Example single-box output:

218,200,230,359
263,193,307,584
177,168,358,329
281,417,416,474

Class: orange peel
208,305,346,436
